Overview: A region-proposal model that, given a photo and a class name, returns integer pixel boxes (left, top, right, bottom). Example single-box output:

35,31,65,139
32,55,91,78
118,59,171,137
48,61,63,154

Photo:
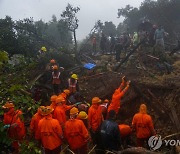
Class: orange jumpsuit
65,119,89,151
53,105,66,126
37,114,63,150
88,105,102,131
3,108,25,150
132,113,155,139
30,111,43,139
108,82,129,114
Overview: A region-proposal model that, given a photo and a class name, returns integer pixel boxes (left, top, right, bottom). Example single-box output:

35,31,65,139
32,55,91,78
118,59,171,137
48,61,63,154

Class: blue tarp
83,63,96,70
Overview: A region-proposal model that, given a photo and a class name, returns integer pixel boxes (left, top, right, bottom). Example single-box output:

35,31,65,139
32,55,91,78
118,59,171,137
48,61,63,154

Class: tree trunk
73,30,77,53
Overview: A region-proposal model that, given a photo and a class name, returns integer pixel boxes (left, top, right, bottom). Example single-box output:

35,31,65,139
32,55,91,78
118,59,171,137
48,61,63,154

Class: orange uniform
119,124,132,138
53,105,66,126
37,114,63,150
64,119,89,150
132,113,155,139
30,110,44,139
108,82,129,114
88,105,102,131
3,108,25,140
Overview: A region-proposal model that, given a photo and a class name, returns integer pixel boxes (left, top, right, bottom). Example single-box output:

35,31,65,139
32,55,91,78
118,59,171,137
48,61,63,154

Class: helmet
78,111,88,119
41,106,54,116
63,89,70,95
139,104,147,114
52,65,58,70
38,106,45,115
50,59,56,64
70,107,79,115
104,99,109,103
41,46,47,52
92,97,101,104
71,74,78,80
56,97,65,104
50,95,57,102
2,102,14,109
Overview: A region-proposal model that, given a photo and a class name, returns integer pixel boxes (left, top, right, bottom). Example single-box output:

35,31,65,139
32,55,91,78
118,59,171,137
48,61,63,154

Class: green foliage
20,140,41,154
102,21,117,37
117,0,180,34
0,51,9,69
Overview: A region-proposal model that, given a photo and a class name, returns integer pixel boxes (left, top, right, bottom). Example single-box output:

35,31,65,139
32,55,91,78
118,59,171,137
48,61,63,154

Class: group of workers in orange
2,66,156,154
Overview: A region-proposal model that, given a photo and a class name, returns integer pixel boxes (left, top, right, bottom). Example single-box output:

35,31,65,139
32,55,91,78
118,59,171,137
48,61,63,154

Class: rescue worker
37,106,63,154
68,74,79,95
108,76,130,114
119,124,132,148
77,111,88,128
100,99,110,120
38,46,47,56
50,95,57,110
58,89,70,104
2,102,26,152
65,107,89,154
48,59,56,71
30,106,44,140
101,110,121,152
133,32,139,46
88,97,103,153
154,25,165,48
132,104,156,148
53,97,67,128
52,65,61,95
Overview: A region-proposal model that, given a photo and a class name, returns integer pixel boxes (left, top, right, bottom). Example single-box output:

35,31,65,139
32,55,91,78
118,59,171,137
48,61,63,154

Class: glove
4,124,10,129
75,102,81,106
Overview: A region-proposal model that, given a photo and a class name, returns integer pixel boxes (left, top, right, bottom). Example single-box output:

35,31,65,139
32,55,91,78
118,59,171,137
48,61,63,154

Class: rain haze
0,0,144,40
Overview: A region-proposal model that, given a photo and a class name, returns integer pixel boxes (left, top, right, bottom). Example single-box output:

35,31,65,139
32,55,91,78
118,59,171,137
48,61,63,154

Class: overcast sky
0,0,144,40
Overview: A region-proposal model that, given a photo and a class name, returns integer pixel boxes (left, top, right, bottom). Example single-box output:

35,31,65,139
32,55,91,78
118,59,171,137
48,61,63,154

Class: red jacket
65,119,89,150
37,114,63,150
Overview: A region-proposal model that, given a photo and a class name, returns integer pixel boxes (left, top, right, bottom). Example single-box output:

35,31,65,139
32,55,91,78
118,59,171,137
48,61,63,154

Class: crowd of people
2,63,157,154
91,24,167,62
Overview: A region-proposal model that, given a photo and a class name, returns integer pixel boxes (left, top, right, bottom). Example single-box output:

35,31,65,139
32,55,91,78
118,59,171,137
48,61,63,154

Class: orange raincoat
132,113,155,139
37,114,63,150
3,108,25,150
64,119,89,150
119,124,132,138
108,82,129,113
88,105,103,131
30,110,44,139
53,105,66,126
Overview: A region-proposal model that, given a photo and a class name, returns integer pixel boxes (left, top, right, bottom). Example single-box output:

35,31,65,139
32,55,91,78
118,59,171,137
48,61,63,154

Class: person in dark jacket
100,110,121,152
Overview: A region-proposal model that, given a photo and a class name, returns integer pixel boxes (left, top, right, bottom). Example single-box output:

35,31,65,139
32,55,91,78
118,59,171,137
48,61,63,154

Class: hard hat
63,89,70,95
2,102,14,109
71,74,78,80
52,65,58,70
139,104,147,114
77,111,88,119
56,97,65,104
92,97,101,104
104,99,109,103
70,107,79,115
41,46,47,52
41,106,54,116
50,59,56,64
50,95,57,102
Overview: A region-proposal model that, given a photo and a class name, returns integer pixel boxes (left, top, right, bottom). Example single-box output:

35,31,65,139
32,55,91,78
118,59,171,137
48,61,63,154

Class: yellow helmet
71,74,78,80
56,97,65,104
70,107,79,115
41,46,47,52
78,111,88,119
41,106,54,116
